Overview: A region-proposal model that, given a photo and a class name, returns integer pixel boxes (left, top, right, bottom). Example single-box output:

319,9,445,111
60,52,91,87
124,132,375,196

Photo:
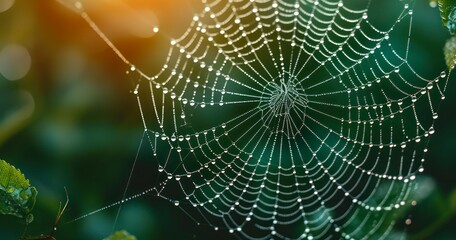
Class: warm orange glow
76,0,200,39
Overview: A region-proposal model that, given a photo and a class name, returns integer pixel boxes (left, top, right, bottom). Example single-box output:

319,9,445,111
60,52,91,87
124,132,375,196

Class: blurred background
0,0,455,239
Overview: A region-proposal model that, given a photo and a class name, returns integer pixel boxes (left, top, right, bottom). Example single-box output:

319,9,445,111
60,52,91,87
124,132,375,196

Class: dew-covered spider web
68,0,451,239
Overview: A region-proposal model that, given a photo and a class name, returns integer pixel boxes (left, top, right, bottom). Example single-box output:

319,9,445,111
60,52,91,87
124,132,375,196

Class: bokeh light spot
0,0,15,13
0,44,32,81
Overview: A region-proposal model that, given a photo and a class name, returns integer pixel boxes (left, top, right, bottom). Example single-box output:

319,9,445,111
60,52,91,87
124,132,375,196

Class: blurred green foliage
0,159,37,223
438,0,456,34
0,0,455,239
103,230,137,240
444,36,456,68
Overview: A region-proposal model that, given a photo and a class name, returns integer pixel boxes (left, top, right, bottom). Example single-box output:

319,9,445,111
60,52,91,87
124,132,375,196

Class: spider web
69,0,450,239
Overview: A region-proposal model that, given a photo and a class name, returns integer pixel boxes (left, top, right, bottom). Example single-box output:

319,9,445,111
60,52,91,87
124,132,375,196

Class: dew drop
440,71,447,78
74,1,83,10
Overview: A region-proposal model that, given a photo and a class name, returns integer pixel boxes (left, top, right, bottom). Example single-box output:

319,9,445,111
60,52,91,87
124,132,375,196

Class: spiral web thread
68,0,451,239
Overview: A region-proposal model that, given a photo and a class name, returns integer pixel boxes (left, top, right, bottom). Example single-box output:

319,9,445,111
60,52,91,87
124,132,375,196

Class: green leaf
439,0,456,34
0,159,37,223
103,230,137,240
444,36,456,69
